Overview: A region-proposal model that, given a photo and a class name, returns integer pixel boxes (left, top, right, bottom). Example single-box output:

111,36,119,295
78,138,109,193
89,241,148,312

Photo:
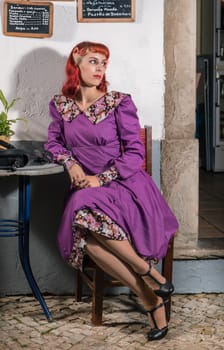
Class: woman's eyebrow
89,56,107,61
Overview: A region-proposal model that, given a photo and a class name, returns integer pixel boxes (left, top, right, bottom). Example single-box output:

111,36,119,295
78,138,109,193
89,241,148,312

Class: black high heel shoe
140,266,174,299
147,301,168,341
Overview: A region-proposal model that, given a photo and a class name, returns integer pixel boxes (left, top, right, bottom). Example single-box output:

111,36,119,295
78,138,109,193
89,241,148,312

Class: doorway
197,0,224,246
199,170,224,241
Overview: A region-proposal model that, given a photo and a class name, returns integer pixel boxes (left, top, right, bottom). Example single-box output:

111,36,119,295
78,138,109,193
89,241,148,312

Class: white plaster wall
0,1,165,295
0,0,164,141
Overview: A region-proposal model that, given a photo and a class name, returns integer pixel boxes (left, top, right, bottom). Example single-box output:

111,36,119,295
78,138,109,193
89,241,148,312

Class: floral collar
53,91,127,125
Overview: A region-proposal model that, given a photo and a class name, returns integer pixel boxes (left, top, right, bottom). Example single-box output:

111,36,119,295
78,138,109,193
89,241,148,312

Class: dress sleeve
96,166,119,186
113,95,145,179
44,99,79,169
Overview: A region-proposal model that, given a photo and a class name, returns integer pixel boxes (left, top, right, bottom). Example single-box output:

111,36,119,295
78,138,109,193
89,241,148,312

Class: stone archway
162,0,198,256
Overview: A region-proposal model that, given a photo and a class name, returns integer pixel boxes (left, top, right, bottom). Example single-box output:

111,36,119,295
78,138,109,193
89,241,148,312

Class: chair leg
91,266,105,326
75,269,83,302
161,237,174,322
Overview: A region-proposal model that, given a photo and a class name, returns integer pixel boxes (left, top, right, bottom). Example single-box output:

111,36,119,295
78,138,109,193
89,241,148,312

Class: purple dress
45,91,178,268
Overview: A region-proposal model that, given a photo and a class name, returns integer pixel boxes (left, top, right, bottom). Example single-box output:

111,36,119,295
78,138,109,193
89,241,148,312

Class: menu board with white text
3,1,53,38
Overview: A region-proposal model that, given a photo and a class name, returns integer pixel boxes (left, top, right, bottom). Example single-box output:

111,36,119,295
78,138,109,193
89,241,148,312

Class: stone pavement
0,293,223,350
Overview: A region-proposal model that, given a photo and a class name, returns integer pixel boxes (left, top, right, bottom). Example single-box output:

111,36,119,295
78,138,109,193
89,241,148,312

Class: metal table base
0,164,64,321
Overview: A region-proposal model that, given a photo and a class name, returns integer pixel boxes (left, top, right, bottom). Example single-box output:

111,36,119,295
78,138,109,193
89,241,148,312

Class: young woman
45,41,178,341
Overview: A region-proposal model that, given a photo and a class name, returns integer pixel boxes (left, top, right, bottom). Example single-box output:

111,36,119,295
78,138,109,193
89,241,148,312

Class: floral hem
67,208,127,270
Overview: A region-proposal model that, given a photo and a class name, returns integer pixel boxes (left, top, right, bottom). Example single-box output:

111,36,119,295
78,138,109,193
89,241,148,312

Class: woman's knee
85,235,101,256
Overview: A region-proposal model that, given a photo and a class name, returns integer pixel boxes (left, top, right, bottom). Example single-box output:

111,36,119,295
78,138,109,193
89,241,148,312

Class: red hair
62,41,110,99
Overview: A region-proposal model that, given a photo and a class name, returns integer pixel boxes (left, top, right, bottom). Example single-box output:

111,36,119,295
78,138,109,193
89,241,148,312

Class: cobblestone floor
0,293,223,350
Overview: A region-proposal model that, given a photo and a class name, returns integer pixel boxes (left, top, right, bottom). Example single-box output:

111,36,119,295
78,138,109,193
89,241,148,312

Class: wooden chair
75,126,174,325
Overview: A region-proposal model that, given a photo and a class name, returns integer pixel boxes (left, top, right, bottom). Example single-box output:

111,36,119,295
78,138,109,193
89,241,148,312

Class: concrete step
172,238,224,293
173,258,224,294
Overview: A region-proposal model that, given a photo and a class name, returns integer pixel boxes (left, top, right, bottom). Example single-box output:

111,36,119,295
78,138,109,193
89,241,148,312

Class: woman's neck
75,87,105,111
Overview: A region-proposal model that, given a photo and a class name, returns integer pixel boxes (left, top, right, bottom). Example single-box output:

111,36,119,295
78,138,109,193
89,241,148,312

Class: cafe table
0,163,64,321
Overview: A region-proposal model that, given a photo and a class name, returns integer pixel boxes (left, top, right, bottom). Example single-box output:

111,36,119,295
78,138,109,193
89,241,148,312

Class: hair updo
62,41,110,99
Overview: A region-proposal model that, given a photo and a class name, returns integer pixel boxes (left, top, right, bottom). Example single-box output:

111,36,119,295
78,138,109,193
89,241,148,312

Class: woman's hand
85,176,100,188
68,163,89,188
68,165,100,189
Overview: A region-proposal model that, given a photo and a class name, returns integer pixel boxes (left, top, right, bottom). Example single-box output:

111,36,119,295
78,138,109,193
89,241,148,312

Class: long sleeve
44,100,78,167
96,166,119,185
113,95,145,179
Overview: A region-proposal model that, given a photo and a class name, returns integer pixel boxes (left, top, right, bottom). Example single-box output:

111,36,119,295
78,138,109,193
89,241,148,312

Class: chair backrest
140,126,152,175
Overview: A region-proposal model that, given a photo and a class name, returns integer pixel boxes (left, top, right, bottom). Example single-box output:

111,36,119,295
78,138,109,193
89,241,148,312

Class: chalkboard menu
77,0,135,22
3,1,53,38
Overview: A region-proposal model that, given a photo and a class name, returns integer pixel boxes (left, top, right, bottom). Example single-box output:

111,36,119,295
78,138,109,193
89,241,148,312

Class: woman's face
77,51,108,88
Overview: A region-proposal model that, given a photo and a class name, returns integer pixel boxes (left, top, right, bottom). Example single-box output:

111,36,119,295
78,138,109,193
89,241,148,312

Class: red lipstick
93,75,102,79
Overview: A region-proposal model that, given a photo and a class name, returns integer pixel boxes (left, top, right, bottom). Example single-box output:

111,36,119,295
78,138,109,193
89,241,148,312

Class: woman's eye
89,59,107,66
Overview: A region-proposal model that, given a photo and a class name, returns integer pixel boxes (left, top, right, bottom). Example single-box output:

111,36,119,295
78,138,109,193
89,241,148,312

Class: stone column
163,0,198,255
